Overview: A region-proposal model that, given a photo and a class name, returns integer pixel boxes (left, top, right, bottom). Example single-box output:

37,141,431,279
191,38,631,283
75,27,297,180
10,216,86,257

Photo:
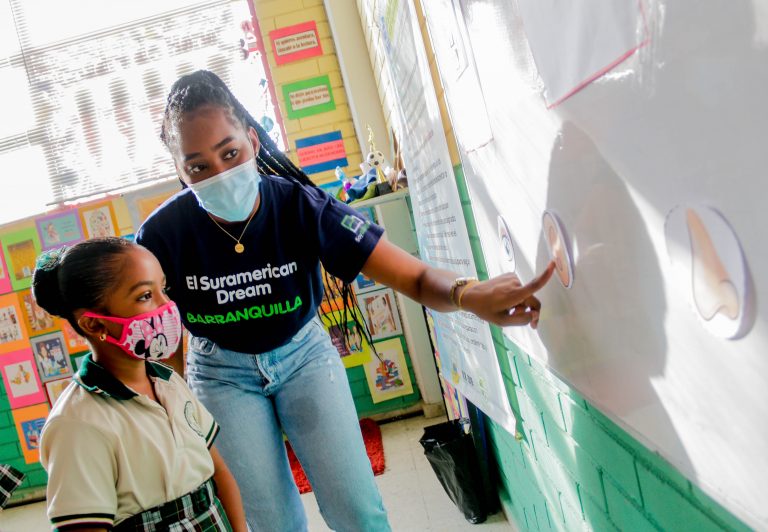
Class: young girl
136,69,554,531
33,238,247,532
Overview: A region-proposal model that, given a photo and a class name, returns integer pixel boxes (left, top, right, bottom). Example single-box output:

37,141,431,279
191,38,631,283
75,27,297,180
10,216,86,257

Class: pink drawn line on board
547,0,651,109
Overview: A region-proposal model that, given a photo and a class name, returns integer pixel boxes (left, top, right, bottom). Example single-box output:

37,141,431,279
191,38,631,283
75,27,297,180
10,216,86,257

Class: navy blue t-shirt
135,175,384,354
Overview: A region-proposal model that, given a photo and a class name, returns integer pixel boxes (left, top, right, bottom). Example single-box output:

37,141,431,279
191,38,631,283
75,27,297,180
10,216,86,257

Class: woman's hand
459,261,555,328
363,239,556,326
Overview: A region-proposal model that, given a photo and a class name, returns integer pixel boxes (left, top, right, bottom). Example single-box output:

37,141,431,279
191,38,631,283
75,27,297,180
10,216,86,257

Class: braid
161,69,316,188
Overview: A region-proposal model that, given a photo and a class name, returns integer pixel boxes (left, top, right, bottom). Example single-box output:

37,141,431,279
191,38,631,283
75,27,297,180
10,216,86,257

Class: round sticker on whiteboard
497,215,516,272
665,204,753,339
542,210,574,289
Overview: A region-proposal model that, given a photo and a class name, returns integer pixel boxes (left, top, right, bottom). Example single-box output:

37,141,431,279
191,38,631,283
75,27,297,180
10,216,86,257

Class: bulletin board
421,0,768,528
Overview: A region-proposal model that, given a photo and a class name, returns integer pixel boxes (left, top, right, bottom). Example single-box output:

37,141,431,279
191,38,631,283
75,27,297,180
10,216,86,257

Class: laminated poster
12,403,50,464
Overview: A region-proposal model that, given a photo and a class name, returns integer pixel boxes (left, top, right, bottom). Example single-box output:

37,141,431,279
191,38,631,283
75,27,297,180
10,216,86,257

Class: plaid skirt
113,478,232,532
0,464,24,509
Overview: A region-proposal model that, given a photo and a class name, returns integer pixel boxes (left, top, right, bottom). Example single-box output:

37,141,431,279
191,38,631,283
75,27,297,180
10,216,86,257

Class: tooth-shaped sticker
497,215,516,272
665,204,753,339
542,210,574,289
686,209,740,321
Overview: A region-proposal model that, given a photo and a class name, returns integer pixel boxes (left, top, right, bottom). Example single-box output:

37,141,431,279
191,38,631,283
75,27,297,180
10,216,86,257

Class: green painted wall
452,165,749,531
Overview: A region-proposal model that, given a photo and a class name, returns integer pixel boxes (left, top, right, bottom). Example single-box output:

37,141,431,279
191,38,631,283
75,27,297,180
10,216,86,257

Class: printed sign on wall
269,21,323,65
282,75,335,119
296,131,348,174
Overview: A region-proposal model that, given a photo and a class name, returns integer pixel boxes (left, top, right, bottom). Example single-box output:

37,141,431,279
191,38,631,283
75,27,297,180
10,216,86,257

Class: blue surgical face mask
189,158,262,222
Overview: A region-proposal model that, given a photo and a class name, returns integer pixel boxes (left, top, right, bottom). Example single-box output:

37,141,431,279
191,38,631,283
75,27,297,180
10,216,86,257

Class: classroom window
0,0,284,225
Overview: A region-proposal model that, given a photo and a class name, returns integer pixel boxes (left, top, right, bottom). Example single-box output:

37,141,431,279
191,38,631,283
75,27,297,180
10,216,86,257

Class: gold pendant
235,243,245,253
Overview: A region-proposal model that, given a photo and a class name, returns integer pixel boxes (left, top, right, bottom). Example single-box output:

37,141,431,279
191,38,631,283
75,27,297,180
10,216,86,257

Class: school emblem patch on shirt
184,401,204,437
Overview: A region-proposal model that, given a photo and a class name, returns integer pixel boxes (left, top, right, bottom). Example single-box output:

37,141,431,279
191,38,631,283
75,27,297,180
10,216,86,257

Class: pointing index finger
518,261,556,298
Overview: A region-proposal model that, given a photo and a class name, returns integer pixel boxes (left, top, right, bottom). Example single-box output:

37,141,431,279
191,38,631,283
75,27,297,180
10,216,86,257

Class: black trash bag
419,420,488,524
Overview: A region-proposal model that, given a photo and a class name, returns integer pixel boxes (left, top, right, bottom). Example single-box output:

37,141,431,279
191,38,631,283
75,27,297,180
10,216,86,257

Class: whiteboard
423,0,768,528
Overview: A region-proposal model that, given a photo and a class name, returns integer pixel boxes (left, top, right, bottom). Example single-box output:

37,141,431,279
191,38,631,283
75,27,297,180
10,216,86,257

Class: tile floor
0,415,515,531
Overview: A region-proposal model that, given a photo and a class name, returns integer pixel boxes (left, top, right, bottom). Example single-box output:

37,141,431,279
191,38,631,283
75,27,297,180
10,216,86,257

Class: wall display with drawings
60,320,90,354
0,293,30,354
123,179,181,230
30,332,73,383
1,227,41,292
364,337,414,403
0,349,47,409
35,210,84,250
357,288,402,341
45,377,73,408
319,309,373,368
19,288,59,337
352,272,380,295
79,201,119,239
0,245,11,294
422,0,768,527
12,403,49,464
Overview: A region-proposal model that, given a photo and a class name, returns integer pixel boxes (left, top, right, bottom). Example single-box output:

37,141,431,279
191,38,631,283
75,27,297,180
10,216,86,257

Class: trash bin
419,419,488,524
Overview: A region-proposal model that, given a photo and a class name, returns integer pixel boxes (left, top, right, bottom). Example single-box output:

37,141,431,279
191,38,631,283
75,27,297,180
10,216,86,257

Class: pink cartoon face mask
82,301,182,361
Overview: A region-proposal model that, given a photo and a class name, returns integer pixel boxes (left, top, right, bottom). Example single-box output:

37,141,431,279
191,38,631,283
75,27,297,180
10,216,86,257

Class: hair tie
35,246,67,272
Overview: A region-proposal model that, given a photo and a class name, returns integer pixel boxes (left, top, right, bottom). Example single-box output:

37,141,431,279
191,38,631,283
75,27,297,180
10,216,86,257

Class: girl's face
172,105,260,186
78,247,170,341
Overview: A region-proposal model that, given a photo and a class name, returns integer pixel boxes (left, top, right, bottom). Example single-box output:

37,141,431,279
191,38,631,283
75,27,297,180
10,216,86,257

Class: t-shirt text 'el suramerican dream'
136,175,383,353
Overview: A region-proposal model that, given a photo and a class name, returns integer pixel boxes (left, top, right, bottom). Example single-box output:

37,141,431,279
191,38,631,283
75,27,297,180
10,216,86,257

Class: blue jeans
186,318,391,532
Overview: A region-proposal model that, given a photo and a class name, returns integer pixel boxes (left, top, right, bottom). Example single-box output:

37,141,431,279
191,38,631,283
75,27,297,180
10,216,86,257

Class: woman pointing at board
136,70,555,531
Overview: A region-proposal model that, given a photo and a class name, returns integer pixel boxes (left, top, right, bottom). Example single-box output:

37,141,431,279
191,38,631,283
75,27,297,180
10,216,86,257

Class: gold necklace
207,209,258,253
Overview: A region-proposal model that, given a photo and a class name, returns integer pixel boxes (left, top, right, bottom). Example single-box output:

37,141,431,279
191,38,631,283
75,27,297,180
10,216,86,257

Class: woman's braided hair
161,69,314,187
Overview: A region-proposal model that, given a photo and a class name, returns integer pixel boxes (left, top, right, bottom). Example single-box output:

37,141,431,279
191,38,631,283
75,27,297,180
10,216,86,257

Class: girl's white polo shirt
39,355,219,530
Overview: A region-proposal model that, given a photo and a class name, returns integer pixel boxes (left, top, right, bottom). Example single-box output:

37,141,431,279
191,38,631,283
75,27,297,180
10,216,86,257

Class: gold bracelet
457,280,479,310
449,277,478,309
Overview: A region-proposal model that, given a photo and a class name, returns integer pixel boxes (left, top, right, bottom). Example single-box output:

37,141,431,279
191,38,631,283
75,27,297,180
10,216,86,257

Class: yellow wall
252,0,364,184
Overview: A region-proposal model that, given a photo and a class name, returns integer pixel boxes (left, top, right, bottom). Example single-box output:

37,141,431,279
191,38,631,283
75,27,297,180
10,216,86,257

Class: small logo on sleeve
341,215,371,243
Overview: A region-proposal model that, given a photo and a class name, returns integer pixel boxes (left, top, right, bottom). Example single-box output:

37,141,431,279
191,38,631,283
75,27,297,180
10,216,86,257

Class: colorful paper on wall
282,76,335,119
320,309,372,368
0,349,47,409
364,337,414,403
19,288,60,337
296,131,348,174
0,293,30,354
60,320,89,354
12,403,49,464
0,246,12,294
79,201,119,238
269,21,323,65
123,180,181,230
1,227,42,292
45,377,73,408
30,331,72,383
35,210,84,251
357,288,403,341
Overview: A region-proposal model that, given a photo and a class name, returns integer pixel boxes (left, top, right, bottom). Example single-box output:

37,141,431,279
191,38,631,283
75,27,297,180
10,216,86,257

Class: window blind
0,0,280,223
